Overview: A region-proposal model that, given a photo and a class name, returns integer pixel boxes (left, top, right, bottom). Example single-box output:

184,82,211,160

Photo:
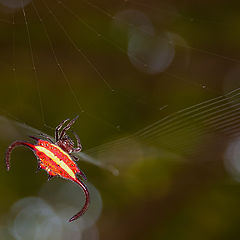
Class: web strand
11,14,19,107
32,1,121,131
31,2,84,112
41,0,114,92
21,0,46,126
126,0,240,64
86,88,240,155
56,0,213,92
79,0,240,65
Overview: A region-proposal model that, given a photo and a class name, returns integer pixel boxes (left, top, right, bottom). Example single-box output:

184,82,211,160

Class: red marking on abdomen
37,140,80,175
36,149,71,178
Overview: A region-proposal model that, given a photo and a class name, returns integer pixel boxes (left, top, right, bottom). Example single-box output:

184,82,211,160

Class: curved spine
5,141,35,171
69,178,90,222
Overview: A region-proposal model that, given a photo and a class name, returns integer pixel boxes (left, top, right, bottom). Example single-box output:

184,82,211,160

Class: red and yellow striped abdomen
35,140,80,180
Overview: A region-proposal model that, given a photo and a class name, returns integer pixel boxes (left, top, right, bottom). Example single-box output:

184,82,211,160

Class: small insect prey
5,116,89,222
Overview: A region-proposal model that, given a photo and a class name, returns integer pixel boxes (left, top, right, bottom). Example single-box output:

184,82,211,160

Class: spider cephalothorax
54,117,82,154
5,116,89,222
57,135,77,154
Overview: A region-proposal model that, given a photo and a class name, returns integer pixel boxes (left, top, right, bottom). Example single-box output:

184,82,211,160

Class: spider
5,116,89,222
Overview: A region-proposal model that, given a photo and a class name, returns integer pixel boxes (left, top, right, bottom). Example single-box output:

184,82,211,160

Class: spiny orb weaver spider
5,116,89,222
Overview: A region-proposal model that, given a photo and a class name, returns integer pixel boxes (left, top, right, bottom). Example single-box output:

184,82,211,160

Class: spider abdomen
35,140,79,180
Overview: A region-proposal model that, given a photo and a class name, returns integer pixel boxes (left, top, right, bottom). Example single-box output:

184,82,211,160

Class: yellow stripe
35,146,75,179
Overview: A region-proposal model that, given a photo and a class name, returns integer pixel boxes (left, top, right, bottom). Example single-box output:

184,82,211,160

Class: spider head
57,135,74,153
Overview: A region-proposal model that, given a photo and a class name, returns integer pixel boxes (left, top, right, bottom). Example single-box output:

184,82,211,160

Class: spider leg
71,155,79,161
36,164,42,173
71,155,87,180
72,131,82,152
59,116,79,140
5,141,35,171
79,169,87,181
33,134,54,143
48,175,54,181
29,136,39,142
55,118,70,141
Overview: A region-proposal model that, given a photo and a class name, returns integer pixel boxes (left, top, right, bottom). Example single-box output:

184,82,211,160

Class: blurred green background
0,0,240,239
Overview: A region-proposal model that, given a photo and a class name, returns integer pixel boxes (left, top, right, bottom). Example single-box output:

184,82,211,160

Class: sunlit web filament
21,0,46,126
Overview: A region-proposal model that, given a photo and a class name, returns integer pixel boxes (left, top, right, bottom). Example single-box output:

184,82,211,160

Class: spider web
0,0,240,239
0,0,238,159
0,1,238,138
